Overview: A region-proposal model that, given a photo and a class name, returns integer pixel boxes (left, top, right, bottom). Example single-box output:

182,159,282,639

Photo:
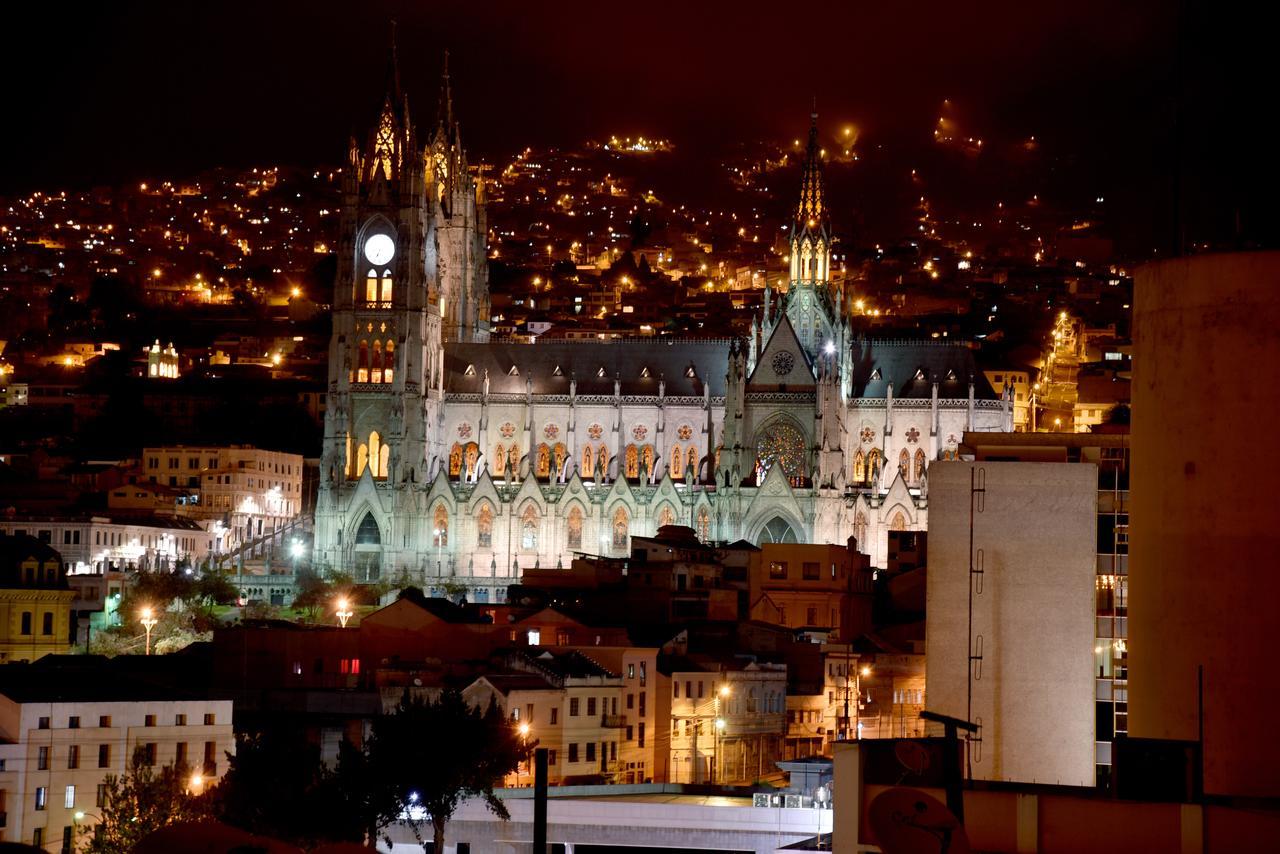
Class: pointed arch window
521,505,539,550
914,449,927,483
758,517,799,545
853,449,866,483
658,505,676,529
612,507,630,550
464,443,479,479
641,445,655,478
476,503,493,548
356,512,381,545
866,448,882,483
383,340,395,384
898,449,910,480
553,443,567,478
357,340,370,383
493,444,507,477
696,506,711,543
854,511,868,551
433,504,449,547
371,341,384,384
890,510,907,532
365,270,379,305
567,506,583,550
449,443,464,477
536,444,551,479
670,446,683,479
355,442,369,478
581,445,594,479
625,445,639,479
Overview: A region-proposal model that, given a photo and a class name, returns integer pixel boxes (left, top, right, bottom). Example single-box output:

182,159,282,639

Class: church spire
435,50,459,149
367,21,413,182
795,108,826,230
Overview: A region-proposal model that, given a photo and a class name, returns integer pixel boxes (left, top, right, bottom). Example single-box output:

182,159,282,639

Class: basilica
312,53,1013,600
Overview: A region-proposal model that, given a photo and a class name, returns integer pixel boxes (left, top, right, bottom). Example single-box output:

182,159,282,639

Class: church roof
445,340,732,397
847,339,999,400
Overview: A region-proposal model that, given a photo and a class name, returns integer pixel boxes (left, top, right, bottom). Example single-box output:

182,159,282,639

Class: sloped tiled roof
847,339,998,400
445,340,732,397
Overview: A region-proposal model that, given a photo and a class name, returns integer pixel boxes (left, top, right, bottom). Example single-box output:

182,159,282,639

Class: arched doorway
353,511,381,582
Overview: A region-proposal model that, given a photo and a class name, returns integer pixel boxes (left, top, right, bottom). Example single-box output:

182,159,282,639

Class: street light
335,597,353,628
714,684,730,783
855,665,872,739
517,722,532,786
140,606,158,656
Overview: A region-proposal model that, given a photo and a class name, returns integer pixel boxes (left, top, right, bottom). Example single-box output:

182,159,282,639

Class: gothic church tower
313,41,488,582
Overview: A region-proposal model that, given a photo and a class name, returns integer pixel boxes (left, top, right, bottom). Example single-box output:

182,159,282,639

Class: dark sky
2,1,1274,251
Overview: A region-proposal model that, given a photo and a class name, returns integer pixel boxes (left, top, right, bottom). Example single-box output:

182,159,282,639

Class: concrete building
0,515,213,574
750,540,872,634
664,658,786,785
926,460,1097,787
141,445,304,555
963,430,1131,787
0,664,233,849
1130,252,1280,799
0,534,75,663
384,784,832,854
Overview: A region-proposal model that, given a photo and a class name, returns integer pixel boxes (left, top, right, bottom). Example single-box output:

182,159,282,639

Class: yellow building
0,534,75,663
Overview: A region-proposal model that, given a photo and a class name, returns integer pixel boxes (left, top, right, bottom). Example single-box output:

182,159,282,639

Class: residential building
0,534,75,663
749,540,872,635
0,515,213,575
0,663,233,848
664,657,786,785
140,445,304,554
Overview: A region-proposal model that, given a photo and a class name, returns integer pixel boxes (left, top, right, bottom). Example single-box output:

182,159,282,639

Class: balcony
601,713,627,728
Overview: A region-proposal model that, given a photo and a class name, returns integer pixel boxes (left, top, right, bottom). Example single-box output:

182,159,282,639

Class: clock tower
313,39,473,582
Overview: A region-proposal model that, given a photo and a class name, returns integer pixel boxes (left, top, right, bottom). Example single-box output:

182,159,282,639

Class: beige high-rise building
1130,252,1280,798
926,460,1097,787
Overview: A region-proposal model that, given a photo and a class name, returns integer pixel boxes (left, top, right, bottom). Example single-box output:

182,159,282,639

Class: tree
212,729,359,847
83,745,204,853
340,689,526,851
292,566,355,622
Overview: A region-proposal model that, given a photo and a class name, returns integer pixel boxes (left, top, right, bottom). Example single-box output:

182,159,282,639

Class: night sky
2,1,1274,252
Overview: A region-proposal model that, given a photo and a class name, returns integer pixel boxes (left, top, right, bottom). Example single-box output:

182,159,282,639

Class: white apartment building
141,445,304,553
0,516,213,574
0,670,233,850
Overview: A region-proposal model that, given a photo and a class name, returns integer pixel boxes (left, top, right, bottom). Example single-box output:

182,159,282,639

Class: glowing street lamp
335,597,354,628
140,606,158,656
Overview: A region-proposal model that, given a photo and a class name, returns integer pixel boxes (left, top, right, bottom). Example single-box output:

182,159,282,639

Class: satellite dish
894,740,932,776
868,788,969,854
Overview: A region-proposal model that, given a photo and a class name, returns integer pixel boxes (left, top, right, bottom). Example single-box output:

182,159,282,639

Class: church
312,52,1013,601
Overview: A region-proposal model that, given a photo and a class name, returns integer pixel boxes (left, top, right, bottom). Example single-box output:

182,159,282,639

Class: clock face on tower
364,233,395,266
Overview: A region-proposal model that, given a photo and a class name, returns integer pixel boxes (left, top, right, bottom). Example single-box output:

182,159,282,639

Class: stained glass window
433,505,448,547
521,505,539,550
696,507,711,542
612,507,629,549
755,421,807,479
914,449,927,482
567,506,583,550
658,505,676,529
477,503,493,548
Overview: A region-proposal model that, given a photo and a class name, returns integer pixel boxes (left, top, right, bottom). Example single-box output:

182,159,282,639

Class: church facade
313,71,1012,601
